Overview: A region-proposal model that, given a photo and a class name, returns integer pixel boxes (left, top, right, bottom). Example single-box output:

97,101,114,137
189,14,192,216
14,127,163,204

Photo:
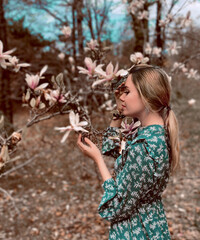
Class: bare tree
0,0,13,124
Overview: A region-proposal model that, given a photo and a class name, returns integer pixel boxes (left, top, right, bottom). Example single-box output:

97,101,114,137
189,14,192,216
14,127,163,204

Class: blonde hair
129,64,180,175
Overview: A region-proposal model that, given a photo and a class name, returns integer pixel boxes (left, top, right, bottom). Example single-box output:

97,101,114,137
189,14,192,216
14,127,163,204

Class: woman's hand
114,83,126,114
77,134,102,164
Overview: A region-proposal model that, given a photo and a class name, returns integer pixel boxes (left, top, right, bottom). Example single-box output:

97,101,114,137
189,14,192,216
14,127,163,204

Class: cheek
125,94,145,111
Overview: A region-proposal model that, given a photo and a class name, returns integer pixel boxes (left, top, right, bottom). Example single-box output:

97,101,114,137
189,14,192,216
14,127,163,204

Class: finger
77,133,82,144
84,137,93,147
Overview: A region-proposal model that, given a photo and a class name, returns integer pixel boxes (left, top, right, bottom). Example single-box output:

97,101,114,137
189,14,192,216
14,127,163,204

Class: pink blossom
138,10,148,20
68,56,74,64
25,65,48,90
159,14,173,27
58,53,65,60
172,62,188,73
8,56,30,72
85,39,99,51
152,47,162,57
77,57,98,77
92,62,128,88
54,111,88,143
186,68,198,79
120,119,141,137
0,40,15,69
144,43,152,55
129,0,144,14
130,52,149,65
45,89,67,105
167,42,181,55
180,11,192,28
100,100,116,111
61,26,71,38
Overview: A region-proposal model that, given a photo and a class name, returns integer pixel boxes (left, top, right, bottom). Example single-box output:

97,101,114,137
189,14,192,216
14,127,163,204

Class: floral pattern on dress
98,125,171,240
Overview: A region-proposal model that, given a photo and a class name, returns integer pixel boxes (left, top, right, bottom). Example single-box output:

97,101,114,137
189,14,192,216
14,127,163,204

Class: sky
4,0,200,45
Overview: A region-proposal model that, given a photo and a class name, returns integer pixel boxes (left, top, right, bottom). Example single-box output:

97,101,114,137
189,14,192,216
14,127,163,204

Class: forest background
0,0,200,239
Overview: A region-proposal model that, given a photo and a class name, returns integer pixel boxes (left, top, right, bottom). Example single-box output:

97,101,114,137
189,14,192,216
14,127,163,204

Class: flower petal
0,40,3,54
74,126,88,132
61,130,71,143
95,65,106,77
69,111,76,126
106,62,114,75
92,79,108,88
35,83,48,90
78,121,88,126
40,65,48,76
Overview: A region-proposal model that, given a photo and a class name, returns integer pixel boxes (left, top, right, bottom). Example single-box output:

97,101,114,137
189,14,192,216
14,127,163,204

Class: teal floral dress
98,125,171,240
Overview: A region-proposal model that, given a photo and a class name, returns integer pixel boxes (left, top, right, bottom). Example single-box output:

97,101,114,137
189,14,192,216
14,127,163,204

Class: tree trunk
155,0,163,48
0,0,13,124
76,0,84,59
130,2,149,52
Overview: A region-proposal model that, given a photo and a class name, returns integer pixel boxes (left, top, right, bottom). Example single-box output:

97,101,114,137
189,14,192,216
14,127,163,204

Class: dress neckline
137,124,165,133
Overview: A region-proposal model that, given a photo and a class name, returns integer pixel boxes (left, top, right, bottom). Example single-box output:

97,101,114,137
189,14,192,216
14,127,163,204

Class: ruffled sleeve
101,127,121,159
98,137,170,223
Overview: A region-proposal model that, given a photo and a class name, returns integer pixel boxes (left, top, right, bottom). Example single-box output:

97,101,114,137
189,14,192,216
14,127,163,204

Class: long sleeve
98,139,167,223
101,127,121,159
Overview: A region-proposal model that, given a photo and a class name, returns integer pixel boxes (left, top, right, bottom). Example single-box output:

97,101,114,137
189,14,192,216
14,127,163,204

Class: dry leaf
0,145,10,169
11,132,22,145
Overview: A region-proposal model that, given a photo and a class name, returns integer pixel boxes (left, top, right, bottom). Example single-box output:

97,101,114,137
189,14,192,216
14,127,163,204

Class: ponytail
165,109,180,174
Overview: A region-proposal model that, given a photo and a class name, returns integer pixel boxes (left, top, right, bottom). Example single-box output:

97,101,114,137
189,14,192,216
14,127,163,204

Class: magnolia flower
100,100,116,111
93,62,128,88
180,11,192,28
77,57,98,77
30,96,45,109
58,53,65,60
61,26,71,38
172,62,188,73
0,40,15,69
130,52,149,65
54,111,88,143
129,0,144,14
144,43,152,55
46,89,67,105
186,68,198,79
85,39,99,51
138,10,148,20
120,119,141,137
152,47,162,57
25,65,48,90
167,41,181,55
68,56,74,64
159,14,173,27
159,20,166,27
8,56,30,72
188,98,196,106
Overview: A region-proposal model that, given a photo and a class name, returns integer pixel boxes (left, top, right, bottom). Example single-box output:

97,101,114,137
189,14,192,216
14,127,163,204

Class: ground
0,77,200,240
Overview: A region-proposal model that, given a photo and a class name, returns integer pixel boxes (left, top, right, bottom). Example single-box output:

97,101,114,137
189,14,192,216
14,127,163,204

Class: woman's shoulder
131,125,166,143
129,125,168,159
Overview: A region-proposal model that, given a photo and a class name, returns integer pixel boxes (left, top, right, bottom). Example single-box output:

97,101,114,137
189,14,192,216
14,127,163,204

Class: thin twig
0,154,39,178
0,187,19,214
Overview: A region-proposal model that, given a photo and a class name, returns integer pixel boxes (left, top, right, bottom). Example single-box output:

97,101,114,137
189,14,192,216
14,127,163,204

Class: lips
122,105,126,108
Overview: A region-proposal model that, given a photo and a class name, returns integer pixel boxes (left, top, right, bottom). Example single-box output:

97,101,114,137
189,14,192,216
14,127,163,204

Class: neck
139,111,164,127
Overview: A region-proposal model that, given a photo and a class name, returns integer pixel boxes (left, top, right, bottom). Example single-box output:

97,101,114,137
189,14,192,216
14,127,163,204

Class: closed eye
124,90,130,95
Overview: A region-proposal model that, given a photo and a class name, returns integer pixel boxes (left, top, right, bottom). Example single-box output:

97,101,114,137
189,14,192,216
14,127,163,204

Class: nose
119,93,125,102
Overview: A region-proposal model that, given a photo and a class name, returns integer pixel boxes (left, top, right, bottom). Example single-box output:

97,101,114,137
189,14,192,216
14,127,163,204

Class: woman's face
119,74,146,118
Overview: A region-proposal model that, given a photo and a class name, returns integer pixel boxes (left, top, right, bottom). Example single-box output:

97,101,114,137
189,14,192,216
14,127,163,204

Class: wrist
94,155,104,164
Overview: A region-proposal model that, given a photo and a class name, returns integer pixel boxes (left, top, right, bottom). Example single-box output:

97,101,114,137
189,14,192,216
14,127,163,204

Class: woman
77,64,180,239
